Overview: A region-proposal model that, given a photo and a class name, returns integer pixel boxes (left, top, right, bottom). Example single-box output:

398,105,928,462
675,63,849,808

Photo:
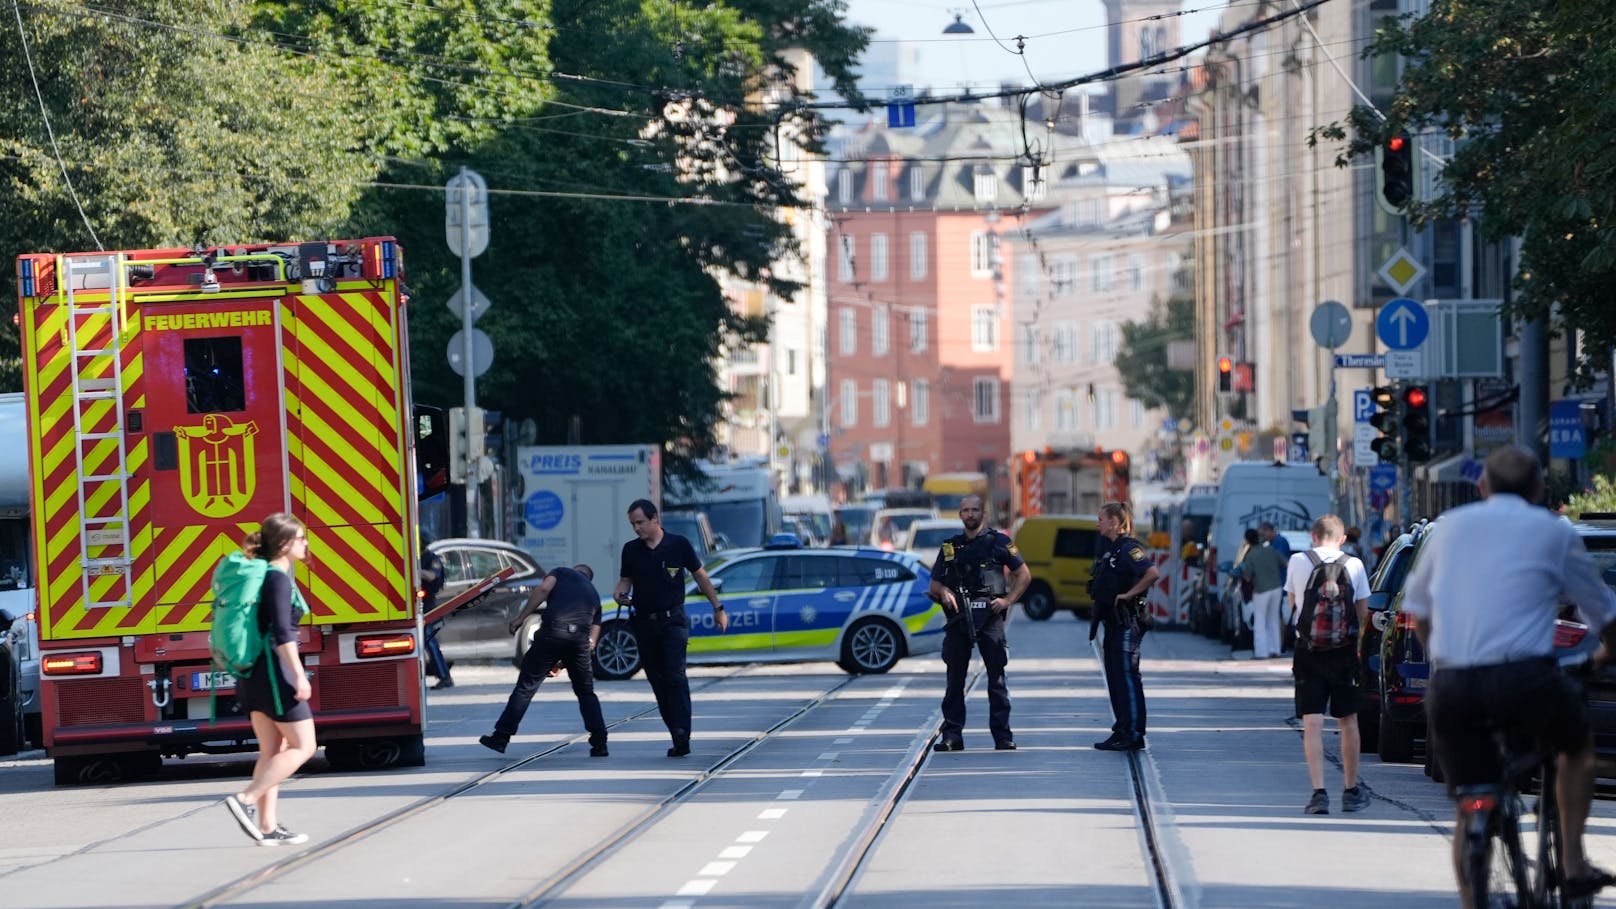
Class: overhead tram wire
11,0,102,250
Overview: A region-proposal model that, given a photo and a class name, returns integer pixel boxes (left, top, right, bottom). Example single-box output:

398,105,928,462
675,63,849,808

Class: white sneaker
257,825,309,846
223,796,261,842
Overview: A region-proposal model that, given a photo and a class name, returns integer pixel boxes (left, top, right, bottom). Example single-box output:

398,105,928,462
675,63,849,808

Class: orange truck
15,238,448,785
1011,448,1131,519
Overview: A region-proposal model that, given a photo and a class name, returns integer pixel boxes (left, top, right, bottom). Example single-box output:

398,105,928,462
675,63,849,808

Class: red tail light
1555,619,1588,649
354,633,417,659
41,652,103,675
1461,793,1496,814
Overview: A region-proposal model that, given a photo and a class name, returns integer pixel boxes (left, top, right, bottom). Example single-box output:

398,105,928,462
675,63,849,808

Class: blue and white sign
1376,298,1430,350
524,490,565,530
1335,353,1386,369
1369,463,1398,491
1549,399,1587,460
1353,389,1375,424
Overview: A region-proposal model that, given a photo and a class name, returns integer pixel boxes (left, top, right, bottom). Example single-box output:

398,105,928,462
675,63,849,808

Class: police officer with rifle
929,494,1031,752
1089,501,1160,752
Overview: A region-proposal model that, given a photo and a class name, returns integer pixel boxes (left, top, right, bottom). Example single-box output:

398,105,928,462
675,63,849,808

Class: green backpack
209,552,272,678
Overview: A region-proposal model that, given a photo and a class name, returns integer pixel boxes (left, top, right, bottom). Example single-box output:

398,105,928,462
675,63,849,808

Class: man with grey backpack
1284,514,1371,815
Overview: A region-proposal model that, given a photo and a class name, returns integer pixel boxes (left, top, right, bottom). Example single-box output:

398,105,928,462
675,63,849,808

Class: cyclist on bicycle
1401,445,1616,904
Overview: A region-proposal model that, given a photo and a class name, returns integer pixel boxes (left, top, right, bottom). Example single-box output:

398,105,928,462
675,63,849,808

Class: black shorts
1292,646,1358,719
1427,659,1589,790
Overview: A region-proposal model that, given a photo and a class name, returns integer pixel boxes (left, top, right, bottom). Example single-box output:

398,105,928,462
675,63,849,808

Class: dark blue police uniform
491,566,607,749
620,532,703,751
1090,534,1153,748
421,547,453,687
931,528,1025,749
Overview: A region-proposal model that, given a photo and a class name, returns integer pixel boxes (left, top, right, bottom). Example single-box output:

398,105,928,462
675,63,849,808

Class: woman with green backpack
218,513,315,846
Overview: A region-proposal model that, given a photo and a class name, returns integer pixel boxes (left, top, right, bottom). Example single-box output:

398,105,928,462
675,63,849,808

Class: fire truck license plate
191,671,237,692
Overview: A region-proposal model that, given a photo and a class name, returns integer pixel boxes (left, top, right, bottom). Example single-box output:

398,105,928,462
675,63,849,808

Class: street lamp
943,12,974,34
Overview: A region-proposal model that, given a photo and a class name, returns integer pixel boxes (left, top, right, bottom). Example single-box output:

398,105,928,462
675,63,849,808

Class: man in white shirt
1284,514,1371,815
1401,445,1616,903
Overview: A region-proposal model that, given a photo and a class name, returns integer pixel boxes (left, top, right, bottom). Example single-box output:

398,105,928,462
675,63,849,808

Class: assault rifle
953,580,979,646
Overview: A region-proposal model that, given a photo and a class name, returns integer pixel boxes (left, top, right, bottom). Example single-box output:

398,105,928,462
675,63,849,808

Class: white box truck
513,445,661,576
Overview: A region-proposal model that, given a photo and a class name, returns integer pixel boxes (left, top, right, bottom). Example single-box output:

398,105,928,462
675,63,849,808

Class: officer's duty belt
635,609,683,621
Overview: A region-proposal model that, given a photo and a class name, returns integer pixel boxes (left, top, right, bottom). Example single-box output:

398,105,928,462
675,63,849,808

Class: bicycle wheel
1464,797,1534,909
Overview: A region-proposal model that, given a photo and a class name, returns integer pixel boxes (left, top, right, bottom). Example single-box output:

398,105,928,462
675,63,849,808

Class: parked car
428,538,550,664
869,507,937,550
1375,521,1440,763
833,504,878,547
902,518,960,570
590,538,945,681
1013,514,1102,621
1565,516,1616,780
1356,524,1427,754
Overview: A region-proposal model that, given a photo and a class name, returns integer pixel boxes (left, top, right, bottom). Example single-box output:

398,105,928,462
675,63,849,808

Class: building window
912,379,929,426
837,169,852,205
838,234,855,282
1022,165,1046,201
1131,398,1146,428
872,305,890,355
870,233,888,281
973,170,998,205
973,377,1000,423
871,162,889,202
1093,388,1118,430
1128,253,1146,292
970,231,994,276
1051,258,1077,297
1055,391,1077,430
840,379,857,427
1090,254,1115,292
971,305,999,352
1092,321,1118,363
909,165,925,201
839,308,857,356
1023,389,1041,430
910,232,927,280
1017,254,1038,297
786,347,798,376
909,308,928,352
1020,323,1039,366
873,379,891,427
1053,321,1078,364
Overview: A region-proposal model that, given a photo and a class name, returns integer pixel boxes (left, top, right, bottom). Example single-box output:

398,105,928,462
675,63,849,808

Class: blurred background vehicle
901,518,960,569
428,538,549,664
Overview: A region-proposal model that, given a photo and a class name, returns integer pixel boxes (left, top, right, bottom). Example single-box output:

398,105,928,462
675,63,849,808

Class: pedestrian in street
1259,522,1292,559
420,535,454,689
1402,445,1616,903
1237,527,1289,659
614,499,727,756
1284,513,1371,815
222,513,314,847
929,494,1031,752
479,564,609,757
1090,502,1161,751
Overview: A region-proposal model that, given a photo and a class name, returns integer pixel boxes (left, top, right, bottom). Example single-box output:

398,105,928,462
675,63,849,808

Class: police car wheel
1021,584,1056,621
838,618,902,674
592,621,641,681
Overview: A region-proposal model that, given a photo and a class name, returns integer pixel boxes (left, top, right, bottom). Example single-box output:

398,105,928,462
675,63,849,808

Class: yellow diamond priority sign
1378,248,1427,296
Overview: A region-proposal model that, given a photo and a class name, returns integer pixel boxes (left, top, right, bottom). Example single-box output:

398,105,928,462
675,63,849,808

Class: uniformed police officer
1090,501,1160,751
929,494,1031,752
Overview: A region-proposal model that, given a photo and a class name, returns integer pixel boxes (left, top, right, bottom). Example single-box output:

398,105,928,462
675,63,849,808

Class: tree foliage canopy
0,0,871,464
1314,0,1616,376
1114,292,1194,422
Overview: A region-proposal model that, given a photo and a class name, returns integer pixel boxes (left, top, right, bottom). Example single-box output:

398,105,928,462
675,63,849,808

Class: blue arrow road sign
886,102,916,128
1376,297,1430,350
1369,463,1398,491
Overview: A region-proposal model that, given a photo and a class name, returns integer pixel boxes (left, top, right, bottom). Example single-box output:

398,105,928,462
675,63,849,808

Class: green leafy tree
1311,0,1616,378
0,1,389,390
1115,292,1195,421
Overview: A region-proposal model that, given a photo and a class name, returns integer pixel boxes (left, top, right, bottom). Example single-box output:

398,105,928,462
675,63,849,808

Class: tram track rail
176,666,775,909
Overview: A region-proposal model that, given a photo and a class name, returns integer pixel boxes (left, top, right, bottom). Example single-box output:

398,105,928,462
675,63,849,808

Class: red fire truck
1011,448,1131,519
15,238,448,785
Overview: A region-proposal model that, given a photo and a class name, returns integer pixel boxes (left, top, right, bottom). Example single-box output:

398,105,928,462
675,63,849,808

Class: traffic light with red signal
1402,385,1432,462
1217,356,1233,393
1376,133,1415,215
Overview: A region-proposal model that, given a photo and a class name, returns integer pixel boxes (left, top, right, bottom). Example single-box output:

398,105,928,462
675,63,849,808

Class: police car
591,535,946,680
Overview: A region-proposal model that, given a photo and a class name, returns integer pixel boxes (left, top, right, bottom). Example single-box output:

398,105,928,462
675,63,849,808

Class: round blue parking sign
525,490,565,531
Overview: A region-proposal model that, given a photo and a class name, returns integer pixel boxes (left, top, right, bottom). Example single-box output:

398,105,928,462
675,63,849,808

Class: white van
780,494,834,546
1207,462,1333,571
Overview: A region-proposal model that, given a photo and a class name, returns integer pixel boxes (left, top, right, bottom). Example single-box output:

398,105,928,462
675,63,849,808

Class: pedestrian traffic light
1376,133,1415,215
1402,385,1432,462
1368,385,1401,461
1217,356,1233,393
